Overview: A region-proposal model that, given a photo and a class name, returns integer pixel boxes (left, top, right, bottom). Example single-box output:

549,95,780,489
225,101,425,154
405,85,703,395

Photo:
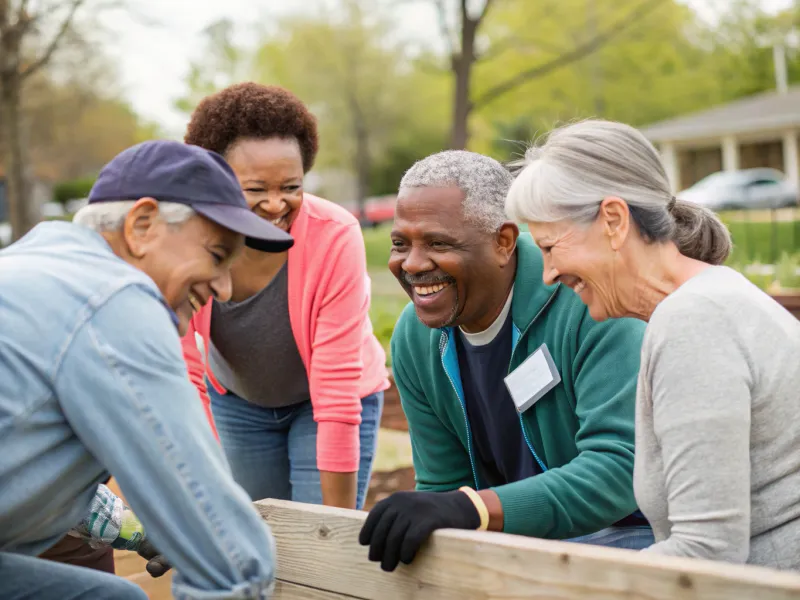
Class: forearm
320,471,358,509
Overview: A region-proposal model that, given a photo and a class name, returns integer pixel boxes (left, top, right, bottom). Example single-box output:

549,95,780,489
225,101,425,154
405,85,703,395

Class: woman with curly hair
181,82,389,510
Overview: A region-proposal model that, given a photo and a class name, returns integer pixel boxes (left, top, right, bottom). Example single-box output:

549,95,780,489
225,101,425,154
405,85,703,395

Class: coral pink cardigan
181,194,389,472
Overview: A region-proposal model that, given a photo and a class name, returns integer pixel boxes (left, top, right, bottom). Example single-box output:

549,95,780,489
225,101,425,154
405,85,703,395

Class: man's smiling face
388,186,515,331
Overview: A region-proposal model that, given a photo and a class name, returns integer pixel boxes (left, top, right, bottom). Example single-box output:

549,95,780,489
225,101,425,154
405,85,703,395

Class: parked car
340,195,396,228
65,197,88,214
41,202,65,219
678,168,799,211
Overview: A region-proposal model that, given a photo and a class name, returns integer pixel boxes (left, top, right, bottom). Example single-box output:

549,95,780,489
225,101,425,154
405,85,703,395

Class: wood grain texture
257,499,800,600
274,580,363,600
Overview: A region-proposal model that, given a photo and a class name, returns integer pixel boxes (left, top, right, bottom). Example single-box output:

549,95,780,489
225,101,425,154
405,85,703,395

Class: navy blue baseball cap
88,140,294,252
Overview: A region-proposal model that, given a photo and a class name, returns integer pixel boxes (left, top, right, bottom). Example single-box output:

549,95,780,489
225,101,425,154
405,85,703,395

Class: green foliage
728,251,800,292
369,129,447,196
369,294,408,366
248,4,413,182
468,0,714,154
53,177,95,205
177,0,800,174
363,223,405,365
774,252,800,290
490,116,538,164
174,19,253,115
179,2,449,202
363,223,393,270
723,218,800,265
468,0,800,156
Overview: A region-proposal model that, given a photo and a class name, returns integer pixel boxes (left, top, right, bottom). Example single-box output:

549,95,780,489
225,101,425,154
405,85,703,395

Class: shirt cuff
316,421,360,472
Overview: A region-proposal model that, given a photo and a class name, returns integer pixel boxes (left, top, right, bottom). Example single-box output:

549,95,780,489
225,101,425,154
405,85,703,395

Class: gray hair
505,119,732,265
73,200,196,233
399,150,513,233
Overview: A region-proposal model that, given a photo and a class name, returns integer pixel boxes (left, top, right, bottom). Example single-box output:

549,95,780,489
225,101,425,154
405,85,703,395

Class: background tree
0,1,156,237
173,18,251,116
178,1,444,214
255,1,420,217
0,0,88,240
404,0,670,149
176,0,800,206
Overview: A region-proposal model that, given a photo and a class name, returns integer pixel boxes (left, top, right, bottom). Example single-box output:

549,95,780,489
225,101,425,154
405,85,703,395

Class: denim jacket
0,222,276,599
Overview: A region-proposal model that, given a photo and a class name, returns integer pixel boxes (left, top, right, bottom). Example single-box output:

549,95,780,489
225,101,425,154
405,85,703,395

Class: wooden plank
256,499,800,600
274,580,364,600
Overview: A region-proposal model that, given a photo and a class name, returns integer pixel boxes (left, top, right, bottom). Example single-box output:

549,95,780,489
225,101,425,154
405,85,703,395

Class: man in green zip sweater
359,150,652,572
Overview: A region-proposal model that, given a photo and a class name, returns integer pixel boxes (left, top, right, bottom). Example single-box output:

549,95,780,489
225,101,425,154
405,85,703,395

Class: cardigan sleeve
308,222,369,472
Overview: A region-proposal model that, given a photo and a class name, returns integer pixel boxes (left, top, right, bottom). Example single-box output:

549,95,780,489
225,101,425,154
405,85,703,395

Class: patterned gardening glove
69,483,172,578
358,490,480,572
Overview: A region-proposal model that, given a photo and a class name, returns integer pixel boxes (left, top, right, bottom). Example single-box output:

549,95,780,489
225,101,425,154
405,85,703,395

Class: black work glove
137,538,172,578
358,490,480,572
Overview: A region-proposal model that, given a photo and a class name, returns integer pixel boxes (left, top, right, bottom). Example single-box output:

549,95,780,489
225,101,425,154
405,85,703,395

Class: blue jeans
209,387,383,510
0,552,147,600
566,526,655,550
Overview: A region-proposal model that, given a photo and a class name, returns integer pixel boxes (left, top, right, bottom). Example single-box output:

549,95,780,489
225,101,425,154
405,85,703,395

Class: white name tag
504,343,561,413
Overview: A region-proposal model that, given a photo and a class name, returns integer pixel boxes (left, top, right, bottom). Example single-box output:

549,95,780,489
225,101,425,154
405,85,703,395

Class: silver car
678,168,798,211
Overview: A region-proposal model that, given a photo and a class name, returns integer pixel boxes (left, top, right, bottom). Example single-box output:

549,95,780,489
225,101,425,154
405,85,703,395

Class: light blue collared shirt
0,221,276,599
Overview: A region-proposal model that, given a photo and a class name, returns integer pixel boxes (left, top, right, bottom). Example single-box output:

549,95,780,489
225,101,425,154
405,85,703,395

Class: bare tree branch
21,0,85,80
473,0,666,109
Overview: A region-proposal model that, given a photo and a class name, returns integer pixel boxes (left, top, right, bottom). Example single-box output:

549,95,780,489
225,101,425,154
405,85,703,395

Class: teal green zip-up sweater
390,234,646,539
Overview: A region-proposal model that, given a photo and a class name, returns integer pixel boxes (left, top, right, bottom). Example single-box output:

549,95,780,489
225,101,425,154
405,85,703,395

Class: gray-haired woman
505,119,800,569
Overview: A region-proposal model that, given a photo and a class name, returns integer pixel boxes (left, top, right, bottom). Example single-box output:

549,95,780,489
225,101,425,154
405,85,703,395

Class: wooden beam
256,499,800,600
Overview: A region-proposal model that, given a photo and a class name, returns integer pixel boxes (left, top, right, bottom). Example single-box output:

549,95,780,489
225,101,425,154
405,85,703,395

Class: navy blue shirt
456,310,540,487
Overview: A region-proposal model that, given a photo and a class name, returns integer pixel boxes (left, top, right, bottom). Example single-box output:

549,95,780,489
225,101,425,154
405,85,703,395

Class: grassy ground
365,225,407,363
372,428,414,472
363,224,393,271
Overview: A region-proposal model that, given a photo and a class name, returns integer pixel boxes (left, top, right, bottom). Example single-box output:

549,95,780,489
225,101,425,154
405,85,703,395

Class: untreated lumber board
274,580,363,600
256,499,800,600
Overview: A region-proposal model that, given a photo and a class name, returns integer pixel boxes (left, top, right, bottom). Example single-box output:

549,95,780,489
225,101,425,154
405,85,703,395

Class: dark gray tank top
208,263,310,407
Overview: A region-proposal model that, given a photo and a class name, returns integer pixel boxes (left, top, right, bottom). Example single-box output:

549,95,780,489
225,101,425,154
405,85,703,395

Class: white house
640,86,800,193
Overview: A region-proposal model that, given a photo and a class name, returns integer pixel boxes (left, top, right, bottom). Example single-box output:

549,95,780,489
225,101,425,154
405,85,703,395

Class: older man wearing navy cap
0,141,291,599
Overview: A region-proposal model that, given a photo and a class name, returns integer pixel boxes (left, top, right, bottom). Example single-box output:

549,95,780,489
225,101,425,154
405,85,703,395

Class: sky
99,0,795,139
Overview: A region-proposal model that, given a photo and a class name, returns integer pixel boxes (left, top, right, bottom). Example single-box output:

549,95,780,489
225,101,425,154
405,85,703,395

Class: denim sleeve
55,284,276,600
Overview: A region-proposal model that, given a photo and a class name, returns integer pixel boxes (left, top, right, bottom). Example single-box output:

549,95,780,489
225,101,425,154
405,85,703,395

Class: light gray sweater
633,266,800,569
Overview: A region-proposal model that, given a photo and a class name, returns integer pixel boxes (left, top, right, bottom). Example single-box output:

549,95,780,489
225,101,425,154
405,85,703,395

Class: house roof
640,87,800,143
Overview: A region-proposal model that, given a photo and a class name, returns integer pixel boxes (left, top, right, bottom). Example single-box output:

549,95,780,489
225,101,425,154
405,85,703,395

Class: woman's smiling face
225,137,305,233
527,216,626,322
